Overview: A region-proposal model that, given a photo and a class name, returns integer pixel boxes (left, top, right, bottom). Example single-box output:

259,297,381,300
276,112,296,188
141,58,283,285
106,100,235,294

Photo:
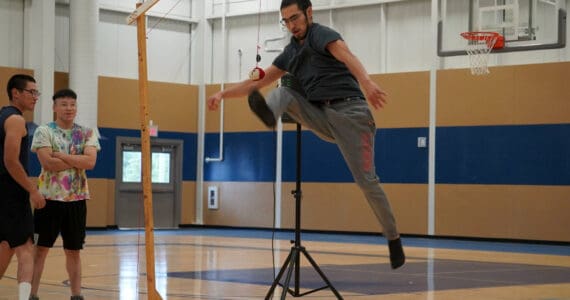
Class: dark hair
6,74,36,101
52,88,77,101
280,0,312,11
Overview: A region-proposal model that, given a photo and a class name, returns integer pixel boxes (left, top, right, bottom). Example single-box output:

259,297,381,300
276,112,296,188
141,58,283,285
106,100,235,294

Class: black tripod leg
265,248,295,300
301,248,344,299
280,250,299,299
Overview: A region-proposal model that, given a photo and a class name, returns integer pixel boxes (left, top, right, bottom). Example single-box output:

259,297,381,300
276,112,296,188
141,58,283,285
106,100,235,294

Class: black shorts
0,175,34,248
34,199,87,250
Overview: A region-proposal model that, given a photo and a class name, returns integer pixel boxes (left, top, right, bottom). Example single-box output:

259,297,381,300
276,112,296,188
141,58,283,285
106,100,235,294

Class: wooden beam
127,0,160,24
132,1,163,299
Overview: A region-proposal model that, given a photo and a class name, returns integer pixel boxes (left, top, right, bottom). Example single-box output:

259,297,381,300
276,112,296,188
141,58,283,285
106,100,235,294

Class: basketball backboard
438,0,566,56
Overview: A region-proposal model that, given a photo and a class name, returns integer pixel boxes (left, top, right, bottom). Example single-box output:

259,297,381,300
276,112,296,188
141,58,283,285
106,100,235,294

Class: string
255,0,262,67
146,0,185,36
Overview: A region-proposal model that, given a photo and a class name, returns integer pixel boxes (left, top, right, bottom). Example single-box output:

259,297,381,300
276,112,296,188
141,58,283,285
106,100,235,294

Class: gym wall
2,62,568,242
0,68,35,122
1,68,199,228
203,62,570,242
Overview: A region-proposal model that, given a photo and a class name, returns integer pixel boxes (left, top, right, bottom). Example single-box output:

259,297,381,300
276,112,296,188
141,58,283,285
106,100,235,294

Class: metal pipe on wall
205,0,227,163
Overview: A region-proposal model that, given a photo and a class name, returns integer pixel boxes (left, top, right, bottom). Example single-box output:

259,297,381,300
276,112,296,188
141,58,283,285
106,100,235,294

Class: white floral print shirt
31,122,100,201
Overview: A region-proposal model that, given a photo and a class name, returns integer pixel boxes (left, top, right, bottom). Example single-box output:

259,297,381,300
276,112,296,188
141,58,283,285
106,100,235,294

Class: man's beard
294,20,310,42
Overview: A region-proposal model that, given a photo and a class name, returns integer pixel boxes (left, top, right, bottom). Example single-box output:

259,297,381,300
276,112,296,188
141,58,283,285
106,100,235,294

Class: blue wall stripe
204,131,278,182
375,128,429,184
204,128,429,183
28,127,197,181
282,128,429,183
27,124,568,185
436,124,570,185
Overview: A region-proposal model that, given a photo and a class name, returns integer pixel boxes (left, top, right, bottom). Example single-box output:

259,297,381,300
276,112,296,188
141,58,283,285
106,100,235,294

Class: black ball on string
256,54,261,63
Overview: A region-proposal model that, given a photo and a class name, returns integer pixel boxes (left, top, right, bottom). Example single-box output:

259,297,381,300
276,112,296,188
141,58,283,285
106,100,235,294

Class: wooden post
129,1,162,299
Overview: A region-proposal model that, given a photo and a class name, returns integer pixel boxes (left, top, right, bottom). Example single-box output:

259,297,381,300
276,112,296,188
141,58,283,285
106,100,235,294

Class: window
122,151,142,183
122,151,171,184
151,152,170,184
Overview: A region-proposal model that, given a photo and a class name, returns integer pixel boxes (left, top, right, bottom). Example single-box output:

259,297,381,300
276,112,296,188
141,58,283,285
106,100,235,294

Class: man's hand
30,189,45,209
207,91,223,111
362,79,388,110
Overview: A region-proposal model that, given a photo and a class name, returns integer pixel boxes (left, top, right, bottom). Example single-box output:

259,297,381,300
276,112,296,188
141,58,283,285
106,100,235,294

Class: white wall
210,12,286,83
0,0,25,68
0,0,568,84
207,0,569,82
97,9,193,83
385,0,433,72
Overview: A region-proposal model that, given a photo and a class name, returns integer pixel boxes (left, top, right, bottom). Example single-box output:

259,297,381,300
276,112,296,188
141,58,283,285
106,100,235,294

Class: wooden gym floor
1,228,569,299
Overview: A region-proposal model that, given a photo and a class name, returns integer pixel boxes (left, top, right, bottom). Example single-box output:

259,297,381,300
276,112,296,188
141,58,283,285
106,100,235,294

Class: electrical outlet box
207,186,219,209
417,137,427,148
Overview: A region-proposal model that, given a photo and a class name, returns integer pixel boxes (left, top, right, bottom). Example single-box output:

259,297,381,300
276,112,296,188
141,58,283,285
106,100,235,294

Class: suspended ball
249,67,265,81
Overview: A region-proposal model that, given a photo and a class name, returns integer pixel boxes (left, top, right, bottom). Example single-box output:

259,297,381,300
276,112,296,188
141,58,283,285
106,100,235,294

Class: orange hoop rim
461,31,505,49
461,31,500,40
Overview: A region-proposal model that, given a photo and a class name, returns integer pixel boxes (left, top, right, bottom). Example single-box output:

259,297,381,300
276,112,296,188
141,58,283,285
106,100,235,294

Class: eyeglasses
21,88,41,97
280,13,303,26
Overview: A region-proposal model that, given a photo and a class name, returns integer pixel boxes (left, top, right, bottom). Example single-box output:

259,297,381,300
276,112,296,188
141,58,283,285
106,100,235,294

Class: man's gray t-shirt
273,23,364,102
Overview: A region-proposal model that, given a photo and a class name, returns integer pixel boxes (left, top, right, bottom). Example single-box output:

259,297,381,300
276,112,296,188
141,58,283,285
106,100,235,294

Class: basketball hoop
461,31,504,75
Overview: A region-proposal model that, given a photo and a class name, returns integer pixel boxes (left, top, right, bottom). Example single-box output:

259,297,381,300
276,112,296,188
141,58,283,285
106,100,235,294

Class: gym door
115,137,182,229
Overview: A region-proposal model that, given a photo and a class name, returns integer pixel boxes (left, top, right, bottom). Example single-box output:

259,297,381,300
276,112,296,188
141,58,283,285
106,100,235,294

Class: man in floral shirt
29,88,100,300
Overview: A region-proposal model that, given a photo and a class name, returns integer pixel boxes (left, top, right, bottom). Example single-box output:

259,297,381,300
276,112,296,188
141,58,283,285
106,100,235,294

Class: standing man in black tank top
0,74,46,300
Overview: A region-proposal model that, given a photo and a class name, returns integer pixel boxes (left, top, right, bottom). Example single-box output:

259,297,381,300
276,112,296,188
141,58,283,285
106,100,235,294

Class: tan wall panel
437,62,570,126
201,181,427,235
181,181,196,224
512,62,570,123
385,184,428,234
98,77,142,129
205,84,222,133
206,72,429,132
281,183,427,235
437,68,514,126
87,178,111,227
205,84,221,133
436,184,570,242
54,72,69,92
206,84,280,133
371,72,430,129
147,81,198,132
87,179,193,227
0,67,35,122
105,179,115,226
202,182,275,227
281,183,380,232
99,76,198,131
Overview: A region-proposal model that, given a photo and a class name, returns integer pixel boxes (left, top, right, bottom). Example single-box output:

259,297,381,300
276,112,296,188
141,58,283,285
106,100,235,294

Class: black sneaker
248,90,276,127
70,296,84,300
29,296,39,300
388,238,405,269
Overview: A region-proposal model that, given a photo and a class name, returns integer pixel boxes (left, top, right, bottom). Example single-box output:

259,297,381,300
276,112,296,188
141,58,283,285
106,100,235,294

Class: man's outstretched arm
327,39,388,110
207,65,286,111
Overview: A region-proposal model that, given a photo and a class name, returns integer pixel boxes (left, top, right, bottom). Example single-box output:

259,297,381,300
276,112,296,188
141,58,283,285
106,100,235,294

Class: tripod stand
265,120,343,300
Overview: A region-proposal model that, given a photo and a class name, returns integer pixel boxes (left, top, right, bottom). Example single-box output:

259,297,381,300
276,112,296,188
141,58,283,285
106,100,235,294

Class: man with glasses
0,74,46,300
207,0,405,269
